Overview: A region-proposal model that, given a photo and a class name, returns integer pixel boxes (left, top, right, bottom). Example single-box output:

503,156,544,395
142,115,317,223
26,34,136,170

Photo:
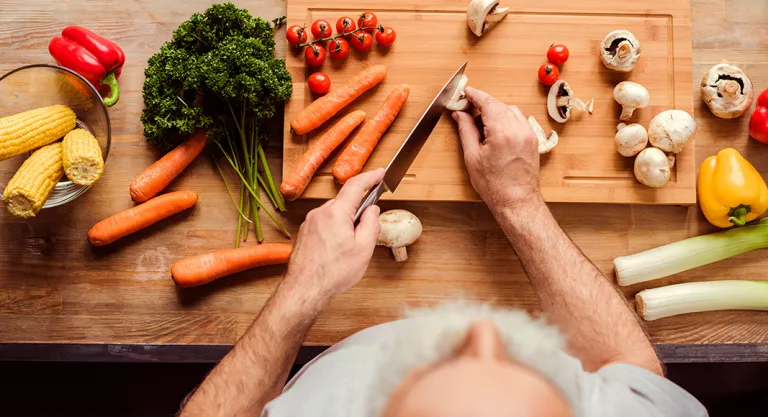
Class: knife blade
353,61,468,223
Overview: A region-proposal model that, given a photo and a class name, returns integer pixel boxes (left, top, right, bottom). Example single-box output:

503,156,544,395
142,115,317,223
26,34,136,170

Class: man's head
368,303,579,417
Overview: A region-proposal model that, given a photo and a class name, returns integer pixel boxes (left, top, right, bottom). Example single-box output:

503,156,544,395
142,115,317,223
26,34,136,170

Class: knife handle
354,181,387,225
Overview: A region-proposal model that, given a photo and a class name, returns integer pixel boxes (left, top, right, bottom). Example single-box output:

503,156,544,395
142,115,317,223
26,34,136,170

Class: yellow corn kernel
2,142,64,218
62,128,104,186
0,105,76,161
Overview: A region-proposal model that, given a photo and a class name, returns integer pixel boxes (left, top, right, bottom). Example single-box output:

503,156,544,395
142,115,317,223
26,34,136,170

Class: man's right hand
452,87,542,214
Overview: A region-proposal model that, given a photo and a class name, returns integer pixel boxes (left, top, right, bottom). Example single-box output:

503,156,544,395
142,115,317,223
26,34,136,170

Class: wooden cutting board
283,0,695,204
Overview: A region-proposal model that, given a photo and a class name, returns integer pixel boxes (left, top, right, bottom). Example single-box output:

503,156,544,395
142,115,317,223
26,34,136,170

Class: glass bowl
0,64,111,209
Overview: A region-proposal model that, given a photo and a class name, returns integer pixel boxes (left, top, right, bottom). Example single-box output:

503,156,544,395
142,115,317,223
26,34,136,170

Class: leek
636,280,768,321
614,219,768,286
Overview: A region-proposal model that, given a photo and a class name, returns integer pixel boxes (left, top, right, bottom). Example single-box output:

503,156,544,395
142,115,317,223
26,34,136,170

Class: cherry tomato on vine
374,26,396,46
546,44,569,66
308,72,331,95
538,63,559,86
311,19,332,39
305,44,326,67
328,38,350,60
336,16,357,35
350,31,373,51
357,12,378,33
286,25,307,48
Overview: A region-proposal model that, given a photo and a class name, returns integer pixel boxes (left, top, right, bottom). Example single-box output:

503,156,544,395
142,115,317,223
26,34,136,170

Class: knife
353,61,469,223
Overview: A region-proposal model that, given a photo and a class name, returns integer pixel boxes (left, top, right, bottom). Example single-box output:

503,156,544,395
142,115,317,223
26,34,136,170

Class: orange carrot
332,84,410,184
280,110,367,200
88,191,198,246
171,243,293,288
290,65,387,135
129,130,207,203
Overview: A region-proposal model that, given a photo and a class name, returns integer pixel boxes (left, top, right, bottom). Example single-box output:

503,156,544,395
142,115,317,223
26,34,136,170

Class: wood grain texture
283,0,696,204
0,0,767,358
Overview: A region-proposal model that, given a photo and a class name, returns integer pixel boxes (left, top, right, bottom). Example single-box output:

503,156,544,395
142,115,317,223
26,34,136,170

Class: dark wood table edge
0,343,766,363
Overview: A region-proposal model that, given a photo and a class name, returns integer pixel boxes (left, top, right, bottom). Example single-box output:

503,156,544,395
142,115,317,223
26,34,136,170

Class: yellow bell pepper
698,148,768,228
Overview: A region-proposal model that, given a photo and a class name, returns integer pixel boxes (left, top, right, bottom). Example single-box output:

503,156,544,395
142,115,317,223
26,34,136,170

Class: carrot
332,84,410,184
129,130,207,203
171,243,293,288
88,191,198,246
290,65,387,135
280,110,367,200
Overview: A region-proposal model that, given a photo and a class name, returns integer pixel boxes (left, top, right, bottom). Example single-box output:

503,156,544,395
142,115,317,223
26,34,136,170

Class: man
180,87,707,417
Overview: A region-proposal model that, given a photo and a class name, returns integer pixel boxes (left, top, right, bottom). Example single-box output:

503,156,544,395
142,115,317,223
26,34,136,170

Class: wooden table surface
1,0,767,363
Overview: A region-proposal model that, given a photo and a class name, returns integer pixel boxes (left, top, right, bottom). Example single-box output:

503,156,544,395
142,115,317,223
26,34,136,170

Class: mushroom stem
617,42,632,58
620,106,637,120
556,97,588,111
485,6,509,22
391,247,408,262
718,80,740,98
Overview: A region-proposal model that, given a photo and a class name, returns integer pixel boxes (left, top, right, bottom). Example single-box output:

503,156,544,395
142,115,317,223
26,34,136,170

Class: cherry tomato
350,32,373,51
310,19,332,39
328,38,350,60
357,12,378,33
538,63,559,86
336,16,357,35
374,26,396,46
286,25,307,48
308,72,331,95
547,44,569,66
304,44,326,67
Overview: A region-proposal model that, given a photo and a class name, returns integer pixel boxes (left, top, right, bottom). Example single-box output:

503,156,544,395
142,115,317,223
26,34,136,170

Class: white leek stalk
636,280,768,321
614,219,768,286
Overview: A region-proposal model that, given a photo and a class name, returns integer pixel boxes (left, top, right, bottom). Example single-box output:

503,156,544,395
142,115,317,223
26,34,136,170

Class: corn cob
2,142,64,218
0,105,76,161
62,128,104,186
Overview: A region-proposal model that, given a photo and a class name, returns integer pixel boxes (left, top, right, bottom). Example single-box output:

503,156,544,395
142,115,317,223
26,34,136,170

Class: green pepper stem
101,72,120,107
729,205,751,227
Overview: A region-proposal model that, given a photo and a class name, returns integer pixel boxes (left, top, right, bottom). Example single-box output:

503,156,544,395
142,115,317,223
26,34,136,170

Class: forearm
180,276,328,416
493,198,661,374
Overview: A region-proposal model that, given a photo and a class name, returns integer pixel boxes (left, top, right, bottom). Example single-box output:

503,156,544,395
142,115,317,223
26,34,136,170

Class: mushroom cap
600,30,641,72
378,209,422,248
467,0,505,36
700,64,754,119
615,123,648,157
647,110,696,153
634,147,671,188
547,80,572,123
614,81,650,108
528,115,559,154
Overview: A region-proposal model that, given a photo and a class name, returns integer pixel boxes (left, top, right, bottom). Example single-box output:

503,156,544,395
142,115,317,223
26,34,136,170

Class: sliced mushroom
377,209,422,262
701,64,754,119
528,115,559,154
615,123,648,157
601,30,641,72
614,81,649,121
547,80,589,123
446,75,470,111
648,109,696,153
634,147,672,188
467,0,510,37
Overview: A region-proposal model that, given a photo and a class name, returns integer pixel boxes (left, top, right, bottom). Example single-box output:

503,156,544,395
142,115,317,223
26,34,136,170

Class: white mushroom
647,110,696,153
634,147,672,188
547,80,589,123
601,30,641,72
528,115,559,154
615,123,648,157
377,209,422,262
467,0,509,37
446,75,470,111
614,81,649,121
701,64,754,119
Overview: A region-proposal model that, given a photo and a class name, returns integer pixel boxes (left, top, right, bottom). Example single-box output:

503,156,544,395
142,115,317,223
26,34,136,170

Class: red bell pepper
48,26,125,107
750,89,768,144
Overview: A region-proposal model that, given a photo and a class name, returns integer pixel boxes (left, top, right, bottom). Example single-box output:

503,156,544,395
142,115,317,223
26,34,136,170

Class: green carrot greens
141,3,292,244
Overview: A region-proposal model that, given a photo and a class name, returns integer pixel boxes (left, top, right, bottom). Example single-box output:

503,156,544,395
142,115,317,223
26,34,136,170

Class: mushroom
615,123,648,157
467,0,510,37
600,30,641,72
547,80,590,123
377,209,422,262
528,115,559,154
647,109,696,153
701,64,754,119
634,147,672,188
614,81,649,121
446,75,470,111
